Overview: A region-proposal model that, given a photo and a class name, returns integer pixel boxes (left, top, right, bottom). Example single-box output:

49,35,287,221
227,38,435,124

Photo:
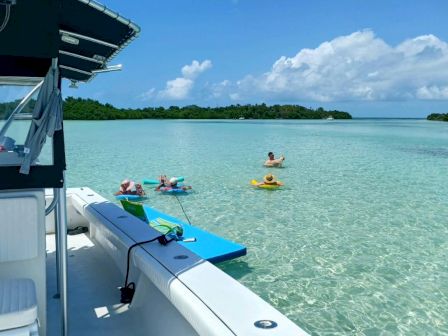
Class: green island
1,97,352,120
427,113,448,122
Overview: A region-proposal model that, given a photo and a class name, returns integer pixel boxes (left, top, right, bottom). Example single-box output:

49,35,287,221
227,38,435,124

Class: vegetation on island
1,97,352,120
63,97,351,120
427,113,448,122
0,99,36,119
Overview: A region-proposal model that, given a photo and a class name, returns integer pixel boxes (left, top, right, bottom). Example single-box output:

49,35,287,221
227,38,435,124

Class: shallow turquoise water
65,119,448,335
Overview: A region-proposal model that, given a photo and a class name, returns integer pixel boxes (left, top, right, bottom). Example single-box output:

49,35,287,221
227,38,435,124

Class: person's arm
115,185,125,195
264,160,273,167
276,181,284,186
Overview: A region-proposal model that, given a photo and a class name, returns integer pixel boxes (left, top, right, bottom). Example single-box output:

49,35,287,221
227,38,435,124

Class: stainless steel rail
56,183,69,336
0,81,43,139
45,188,59,216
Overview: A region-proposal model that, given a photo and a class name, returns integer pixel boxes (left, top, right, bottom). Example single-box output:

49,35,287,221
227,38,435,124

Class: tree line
63,97,352,120
427,113,448,122
1,97,352,120
0,99,35,119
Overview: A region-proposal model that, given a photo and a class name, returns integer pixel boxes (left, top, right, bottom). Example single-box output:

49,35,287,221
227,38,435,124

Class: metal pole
56,181,68,336
0,80,43,139
52,56,68,336
45,188,60,216
54,189,60,298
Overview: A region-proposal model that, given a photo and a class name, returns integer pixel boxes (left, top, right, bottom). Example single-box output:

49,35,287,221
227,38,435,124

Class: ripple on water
65,120,448,335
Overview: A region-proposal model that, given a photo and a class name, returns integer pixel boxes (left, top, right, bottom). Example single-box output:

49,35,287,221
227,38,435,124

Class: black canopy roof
0,0,140,83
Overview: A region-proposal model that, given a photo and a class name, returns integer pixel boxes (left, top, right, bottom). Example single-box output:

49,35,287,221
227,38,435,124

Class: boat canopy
0,0,139,188
0,3,140,336
0,0,140,85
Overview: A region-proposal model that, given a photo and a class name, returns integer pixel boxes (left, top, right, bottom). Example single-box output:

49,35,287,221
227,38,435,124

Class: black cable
120,234,173,303
124,235,164,286
174,194,192,225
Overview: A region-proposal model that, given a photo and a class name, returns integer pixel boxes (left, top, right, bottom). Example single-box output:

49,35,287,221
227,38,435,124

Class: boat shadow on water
218,259,254,280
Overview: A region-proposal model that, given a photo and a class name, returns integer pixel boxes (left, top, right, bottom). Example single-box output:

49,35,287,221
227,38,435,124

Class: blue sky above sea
33,1,448,116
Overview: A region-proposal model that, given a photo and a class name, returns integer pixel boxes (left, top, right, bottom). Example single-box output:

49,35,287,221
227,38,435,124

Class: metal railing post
54,189,60,298
56,182,68,336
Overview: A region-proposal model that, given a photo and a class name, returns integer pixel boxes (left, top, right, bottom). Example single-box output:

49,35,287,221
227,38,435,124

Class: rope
0,4,11,33
174,194,192,225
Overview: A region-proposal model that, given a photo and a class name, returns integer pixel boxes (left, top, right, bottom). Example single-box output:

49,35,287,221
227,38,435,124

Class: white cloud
416,85,448,99
159,78,194,100
143,60,212,101
181,60,212,79
217,30,448,102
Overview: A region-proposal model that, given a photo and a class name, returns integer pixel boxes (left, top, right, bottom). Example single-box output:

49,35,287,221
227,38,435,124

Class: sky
61,0,448,117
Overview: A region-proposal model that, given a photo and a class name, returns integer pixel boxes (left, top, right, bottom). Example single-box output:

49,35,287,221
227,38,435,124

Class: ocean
65,119,448,335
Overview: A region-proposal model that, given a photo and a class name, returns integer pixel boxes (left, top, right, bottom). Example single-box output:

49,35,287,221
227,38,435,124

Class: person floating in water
115,179,145,196
156,176,192,191
264,152,285,167
256,173,284,187
155,175,168,191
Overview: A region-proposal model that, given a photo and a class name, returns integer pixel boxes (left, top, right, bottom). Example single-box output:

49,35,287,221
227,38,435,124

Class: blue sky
62,0,448,117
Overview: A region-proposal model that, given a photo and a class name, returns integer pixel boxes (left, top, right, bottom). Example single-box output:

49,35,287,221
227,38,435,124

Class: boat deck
42,188,308,336
46,233,143,336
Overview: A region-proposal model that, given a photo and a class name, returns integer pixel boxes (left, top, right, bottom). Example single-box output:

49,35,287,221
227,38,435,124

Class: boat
0,1,308,335
326,115,334,120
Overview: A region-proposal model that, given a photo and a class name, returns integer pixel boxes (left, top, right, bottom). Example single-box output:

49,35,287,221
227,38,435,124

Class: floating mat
158,186,190,194
120,200,246,263
144,206,246,263
115,194,147,201
143,176,185,184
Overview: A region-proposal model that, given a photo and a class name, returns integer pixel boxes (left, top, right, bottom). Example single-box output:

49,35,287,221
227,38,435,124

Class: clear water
65,119,448,335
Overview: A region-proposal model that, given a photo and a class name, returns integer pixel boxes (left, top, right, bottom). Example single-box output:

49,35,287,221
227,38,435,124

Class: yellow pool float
251,173,283,189
251,179,282,189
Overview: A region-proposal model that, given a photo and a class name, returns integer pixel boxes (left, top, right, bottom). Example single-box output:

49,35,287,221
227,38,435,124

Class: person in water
156,176,192,191
134,183,146,196
257,173,283,186
155,175,168,190
115,179,145,196
264,152,285,167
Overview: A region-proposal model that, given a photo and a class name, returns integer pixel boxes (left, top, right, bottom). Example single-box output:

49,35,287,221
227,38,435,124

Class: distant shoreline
353,117,426,120
60,97,352,120
427,113,448,122
61,117,427,122
2,98,441,121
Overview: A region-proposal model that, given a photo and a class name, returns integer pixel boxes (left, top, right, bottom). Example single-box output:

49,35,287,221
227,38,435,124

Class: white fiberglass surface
46,233,142,336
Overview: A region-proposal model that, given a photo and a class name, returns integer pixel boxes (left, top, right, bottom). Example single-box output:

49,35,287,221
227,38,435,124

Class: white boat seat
0,278,38,333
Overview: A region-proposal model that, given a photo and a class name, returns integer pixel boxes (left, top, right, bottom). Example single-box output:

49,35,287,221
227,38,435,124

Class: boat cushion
0,197,39,262
0,278,37,331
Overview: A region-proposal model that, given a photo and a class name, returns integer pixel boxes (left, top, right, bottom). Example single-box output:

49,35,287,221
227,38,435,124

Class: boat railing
69,187,307,336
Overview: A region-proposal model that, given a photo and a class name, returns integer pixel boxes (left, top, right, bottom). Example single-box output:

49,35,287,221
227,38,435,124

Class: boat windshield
0,83,53,167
